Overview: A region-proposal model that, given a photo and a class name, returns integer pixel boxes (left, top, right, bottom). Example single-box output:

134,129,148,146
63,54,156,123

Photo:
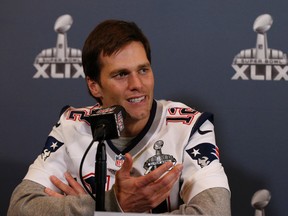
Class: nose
128,73,143,91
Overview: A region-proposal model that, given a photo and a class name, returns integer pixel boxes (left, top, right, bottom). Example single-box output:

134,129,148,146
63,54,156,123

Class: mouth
128,96,145,103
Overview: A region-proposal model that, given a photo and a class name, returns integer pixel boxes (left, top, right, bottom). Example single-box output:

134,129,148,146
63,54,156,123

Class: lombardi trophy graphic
231,14,288,80
33,14,83,78
251,189,271,216
54,14,73,62
253,14,273,59
232,14,286,65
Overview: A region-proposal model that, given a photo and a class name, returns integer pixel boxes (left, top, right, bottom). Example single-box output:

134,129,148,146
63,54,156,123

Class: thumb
116,153,133,179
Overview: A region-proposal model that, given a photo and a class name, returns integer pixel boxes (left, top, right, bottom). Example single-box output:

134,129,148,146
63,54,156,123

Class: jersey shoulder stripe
190,112,214,138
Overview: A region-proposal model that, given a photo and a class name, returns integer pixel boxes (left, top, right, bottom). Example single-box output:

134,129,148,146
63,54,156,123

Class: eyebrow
138,62,151,68
110,62,151,75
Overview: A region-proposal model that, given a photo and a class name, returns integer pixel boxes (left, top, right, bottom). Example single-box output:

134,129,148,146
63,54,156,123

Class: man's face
88,41,154,130
198,156,210,168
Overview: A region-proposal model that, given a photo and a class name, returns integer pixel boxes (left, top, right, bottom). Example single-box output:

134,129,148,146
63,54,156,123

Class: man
8,20,231,215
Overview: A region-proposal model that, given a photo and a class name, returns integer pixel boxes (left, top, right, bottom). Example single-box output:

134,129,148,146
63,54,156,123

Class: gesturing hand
44,172,86,197
114,153,183,212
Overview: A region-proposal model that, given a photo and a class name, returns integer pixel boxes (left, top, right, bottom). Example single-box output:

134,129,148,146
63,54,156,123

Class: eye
118,71,128,77
112,71,128,79
139,67,149,74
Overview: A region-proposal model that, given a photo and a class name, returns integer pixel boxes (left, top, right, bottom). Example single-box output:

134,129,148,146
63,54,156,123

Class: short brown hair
82,19,151,83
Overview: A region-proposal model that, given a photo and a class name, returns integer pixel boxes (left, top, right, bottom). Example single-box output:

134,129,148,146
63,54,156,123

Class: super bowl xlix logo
232,14,288,81
33,14,84,79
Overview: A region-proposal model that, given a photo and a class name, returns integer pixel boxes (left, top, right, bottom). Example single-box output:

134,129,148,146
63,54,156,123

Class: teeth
129,96,145,103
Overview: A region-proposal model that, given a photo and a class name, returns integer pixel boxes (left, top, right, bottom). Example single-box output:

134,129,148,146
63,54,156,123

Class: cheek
148,74,155,88
110,84,124,95
103,86,123,101
142,75,154,89
147,80,154,93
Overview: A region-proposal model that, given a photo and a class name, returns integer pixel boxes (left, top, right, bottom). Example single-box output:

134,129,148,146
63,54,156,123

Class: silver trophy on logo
143,140,176,175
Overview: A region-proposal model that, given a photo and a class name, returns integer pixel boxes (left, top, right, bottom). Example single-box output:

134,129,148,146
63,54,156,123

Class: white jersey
25,100,229,213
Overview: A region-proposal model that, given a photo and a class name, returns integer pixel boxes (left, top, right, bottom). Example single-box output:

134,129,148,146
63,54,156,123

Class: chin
129,111,149,121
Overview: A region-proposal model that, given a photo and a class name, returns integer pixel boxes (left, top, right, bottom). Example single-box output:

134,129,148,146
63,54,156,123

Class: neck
122,100,156,137
122,117,149,137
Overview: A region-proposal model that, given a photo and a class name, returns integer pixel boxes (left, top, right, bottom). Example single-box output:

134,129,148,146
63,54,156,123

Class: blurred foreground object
251,189,271,216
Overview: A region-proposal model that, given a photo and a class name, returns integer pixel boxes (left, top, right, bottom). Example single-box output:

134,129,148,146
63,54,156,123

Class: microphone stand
95,138,107,211
93,124,107,211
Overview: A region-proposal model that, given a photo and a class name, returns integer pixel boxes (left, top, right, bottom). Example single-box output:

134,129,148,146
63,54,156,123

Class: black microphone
89,105,126,141
89,105,126,211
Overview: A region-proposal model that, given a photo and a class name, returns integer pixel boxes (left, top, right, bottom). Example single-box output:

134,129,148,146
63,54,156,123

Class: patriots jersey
24,99,229,212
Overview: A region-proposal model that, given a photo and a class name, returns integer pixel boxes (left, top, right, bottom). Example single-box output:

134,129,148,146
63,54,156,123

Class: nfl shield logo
115,154,125,167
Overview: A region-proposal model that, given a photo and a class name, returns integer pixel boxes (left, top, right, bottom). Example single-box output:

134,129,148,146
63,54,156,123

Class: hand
114,153,183,212
44,172,86,198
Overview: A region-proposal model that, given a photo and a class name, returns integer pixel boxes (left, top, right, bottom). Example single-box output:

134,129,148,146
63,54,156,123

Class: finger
156,164,183,183
116,153,133,179
64,172,86,194
151,164,183,194
155,164,183,188
144,164,183,207
44,187,64,198
50,175,77,196
139,161,175,186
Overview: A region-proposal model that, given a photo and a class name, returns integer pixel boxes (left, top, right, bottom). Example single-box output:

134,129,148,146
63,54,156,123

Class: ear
86,77,102,98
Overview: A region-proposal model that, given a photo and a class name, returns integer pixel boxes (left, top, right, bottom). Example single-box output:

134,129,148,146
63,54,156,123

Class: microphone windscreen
89,105,126,141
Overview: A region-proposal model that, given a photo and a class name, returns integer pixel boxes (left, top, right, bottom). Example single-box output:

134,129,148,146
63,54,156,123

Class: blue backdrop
1,1,287,215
